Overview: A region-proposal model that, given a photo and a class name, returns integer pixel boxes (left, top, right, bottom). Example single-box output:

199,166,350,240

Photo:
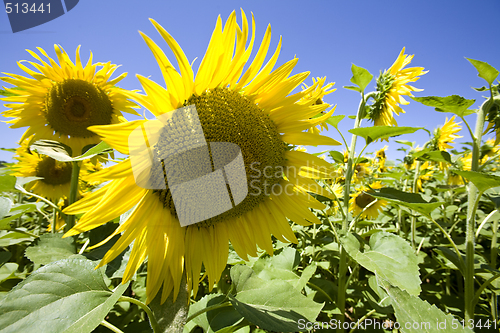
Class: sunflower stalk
337,91,374,331
410,160,421,250
464,96,491,322
148,275,190,333
64,161,80,233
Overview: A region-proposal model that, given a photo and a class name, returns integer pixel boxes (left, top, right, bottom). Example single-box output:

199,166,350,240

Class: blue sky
1,0,499,163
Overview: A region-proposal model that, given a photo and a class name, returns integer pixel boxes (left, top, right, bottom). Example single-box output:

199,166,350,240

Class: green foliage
24,233,76,265
381,282,473,333
0,258,129,333
466,58,499,85
344,64,373,93
229,265,323,332
412,95,476,117
349,126,424,144
30,140,111,161
341,232,421,296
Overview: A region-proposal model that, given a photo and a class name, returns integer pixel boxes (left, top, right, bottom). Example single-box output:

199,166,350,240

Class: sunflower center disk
36,157,73,185
355,192,376,209
45,79,113,138
150,88,285,227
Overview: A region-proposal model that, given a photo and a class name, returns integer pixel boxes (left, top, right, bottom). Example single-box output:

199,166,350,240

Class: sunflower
11,140,97,202
324,183,343,216
349,182,386,219
63,10,341,304
415,161,434,192
300,77,336,134
367,48,427,126
435,116,462,151
1,45,140,156
375,145,388,172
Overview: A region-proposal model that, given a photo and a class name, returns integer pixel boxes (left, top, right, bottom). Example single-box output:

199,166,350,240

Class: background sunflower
1,45,140,156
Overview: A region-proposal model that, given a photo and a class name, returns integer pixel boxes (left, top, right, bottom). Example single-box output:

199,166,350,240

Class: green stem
52,207,57,234
186,302,232,323
337,91,375,332
490,215,499,319
349,309,376,333
17,187,62,214
65,161,80,233
148,275,190,333
100,320,125,333
119,296,161,332
411,161,421,250
464,97,489,322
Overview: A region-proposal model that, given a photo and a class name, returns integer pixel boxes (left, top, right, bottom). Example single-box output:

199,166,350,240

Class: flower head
299,77,336,135
349,181,386,219
435,116,462,151
367,48,427,126
63,11,340,304
11,140,97,202
1,45,140,156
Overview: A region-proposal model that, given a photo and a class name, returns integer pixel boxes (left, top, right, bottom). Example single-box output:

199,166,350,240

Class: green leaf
349,64,373,92
324,115,345,129
395,140,414,147
251,247,301,287
467,58,499,85
188,294,244,333
413,150,452,164
329,151,344,163
0,258,129,333
230,265,323,332
0,197,12,220
25,234,76,265
452,170,500,192
61,282,129,333
340,232,421,296
380,282,473,333
349,126,424,145
30,140,112,162
0,251,11,266
367,187,443,217
412,96,476,117
30,140,74,161
77,141,112,160
0,172,16,192
0,231,35,246
343,85,361,92
485,193,500,210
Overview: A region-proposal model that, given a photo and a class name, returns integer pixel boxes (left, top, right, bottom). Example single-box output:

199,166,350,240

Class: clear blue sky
1,0,499,163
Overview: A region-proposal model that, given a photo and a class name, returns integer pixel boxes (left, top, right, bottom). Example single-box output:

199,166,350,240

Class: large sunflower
64,10,341,304
1,45,140,156
368,48,427,126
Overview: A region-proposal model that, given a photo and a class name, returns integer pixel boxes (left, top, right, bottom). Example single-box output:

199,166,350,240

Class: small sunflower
375,145,388,172
11,140,96,202
325,183,343,215
1,45,140,156
416,161,434,192
63,11,341,304
349,182,386,219
300,77,336,134
435,116,462,151
367,48,427,126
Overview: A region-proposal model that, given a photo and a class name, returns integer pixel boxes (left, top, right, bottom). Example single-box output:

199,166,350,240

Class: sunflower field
1,10,500,333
